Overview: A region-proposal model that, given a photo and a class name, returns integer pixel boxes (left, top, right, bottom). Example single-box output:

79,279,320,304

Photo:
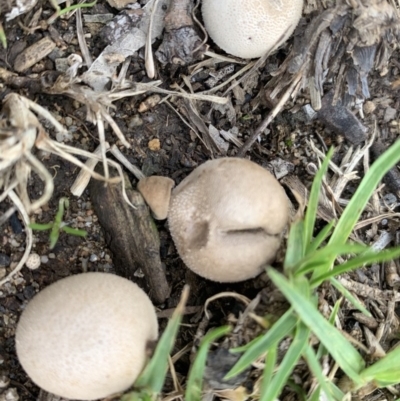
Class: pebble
41,255,49,264
9,239,19,248
0,375,9,388
0,254,10,267
23,286,36,300
0,387,19,401
384,107,397,122
90,254,98,262
64,117,73,126
0,268,5,280
48,253,56,259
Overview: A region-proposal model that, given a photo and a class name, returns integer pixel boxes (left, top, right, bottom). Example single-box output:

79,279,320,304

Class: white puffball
202,0,304,59
16,272,158,400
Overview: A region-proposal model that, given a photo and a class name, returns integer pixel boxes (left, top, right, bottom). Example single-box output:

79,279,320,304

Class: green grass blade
134,286,189,393
304,148,334,253
329,140,400,248
308,386,321,401
304,345,344,401
0,23,7,49
315,299,341,360
225,309,297,379
185,326,231,401
260,345,277,397
329,278,371,317
311,247,400,287
357,345,400,388
260,323,309,401
29,223,53,231
268,269,365,383
58,0,96,15
62,226,88,237
307,220,335,254
295,243,368,276
284,220,306,273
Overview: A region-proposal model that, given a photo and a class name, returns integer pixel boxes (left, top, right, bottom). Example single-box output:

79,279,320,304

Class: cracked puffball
15,272,158,401
168,158,289,282
202,0,304,59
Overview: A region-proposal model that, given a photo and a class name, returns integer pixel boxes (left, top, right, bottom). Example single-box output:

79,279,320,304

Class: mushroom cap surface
202,0,303,59
168,158,289,282
138,176,175,220
15,272,158,400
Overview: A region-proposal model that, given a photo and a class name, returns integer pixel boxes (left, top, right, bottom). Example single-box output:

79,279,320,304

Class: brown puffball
168,158,289,282
138,176,175,220
15,273,158,400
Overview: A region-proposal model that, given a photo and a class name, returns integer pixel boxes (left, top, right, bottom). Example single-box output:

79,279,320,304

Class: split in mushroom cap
202,0,304,59
168,158,289,282
15,272,158,400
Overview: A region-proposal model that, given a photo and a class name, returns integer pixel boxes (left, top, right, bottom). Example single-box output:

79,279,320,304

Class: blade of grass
315,299,341,361
329,278,371,317
58,0,96,15
29,223,54,230
62,226,88,237
225,308,297,379
311,247,400,287
133,286,189,393
284,220,306,273
268,269,365,384
304,148,334,253
260,344,277,397
260,323,309,401
328,140,400,249
304,345,344,401
357,345,400,388
295,243,368,276
307,220,335,254
185,326,231,401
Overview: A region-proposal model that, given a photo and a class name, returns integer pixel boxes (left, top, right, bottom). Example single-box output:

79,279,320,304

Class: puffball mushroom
168,158,289,282
15,272,158,401
202,0,304,59
138,176,175,220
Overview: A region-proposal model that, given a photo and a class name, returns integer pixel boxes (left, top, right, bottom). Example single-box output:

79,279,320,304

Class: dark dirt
2,0,400,400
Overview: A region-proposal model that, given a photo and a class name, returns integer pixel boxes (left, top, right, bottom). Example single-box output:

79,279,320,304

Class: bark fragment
89,171,170,304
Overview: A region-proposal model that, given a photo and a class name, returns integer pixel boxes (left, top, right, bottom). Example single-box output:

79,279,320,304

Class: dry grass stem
0,190,33,286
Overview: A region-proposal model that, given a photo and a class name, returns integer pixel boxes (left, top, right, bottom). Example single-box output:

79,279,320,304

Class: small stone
23,286,36,300
0,374,9,388
148,138,161,151
64,117,73,126
128,115,143,128
0,267,6,280
384,107,397,122
10,239,19,248
363,100,376,114
26,253,41,270
48,253,56,259
41,255,49,264
0,387,19,401
0,254,10,267
90,254,98,262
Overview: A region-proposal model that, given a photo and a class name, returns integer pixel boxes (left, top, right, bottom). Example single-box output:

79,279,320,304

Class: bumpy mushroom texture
15,272,158,401
137,176,175,220
168,158,289,282
202,0,304,59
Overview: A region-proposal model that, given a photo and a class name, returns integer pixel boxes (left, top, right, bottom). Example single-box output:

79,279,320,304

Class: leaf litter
2,0,400,400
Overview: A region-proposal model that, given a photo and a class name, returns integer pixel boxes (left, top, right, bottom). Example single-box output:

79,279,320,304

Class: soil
1,0,400,400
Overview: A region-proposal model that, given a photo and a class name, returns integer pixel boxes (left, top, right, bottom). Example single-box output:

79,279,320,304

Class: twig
237,71,303,157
